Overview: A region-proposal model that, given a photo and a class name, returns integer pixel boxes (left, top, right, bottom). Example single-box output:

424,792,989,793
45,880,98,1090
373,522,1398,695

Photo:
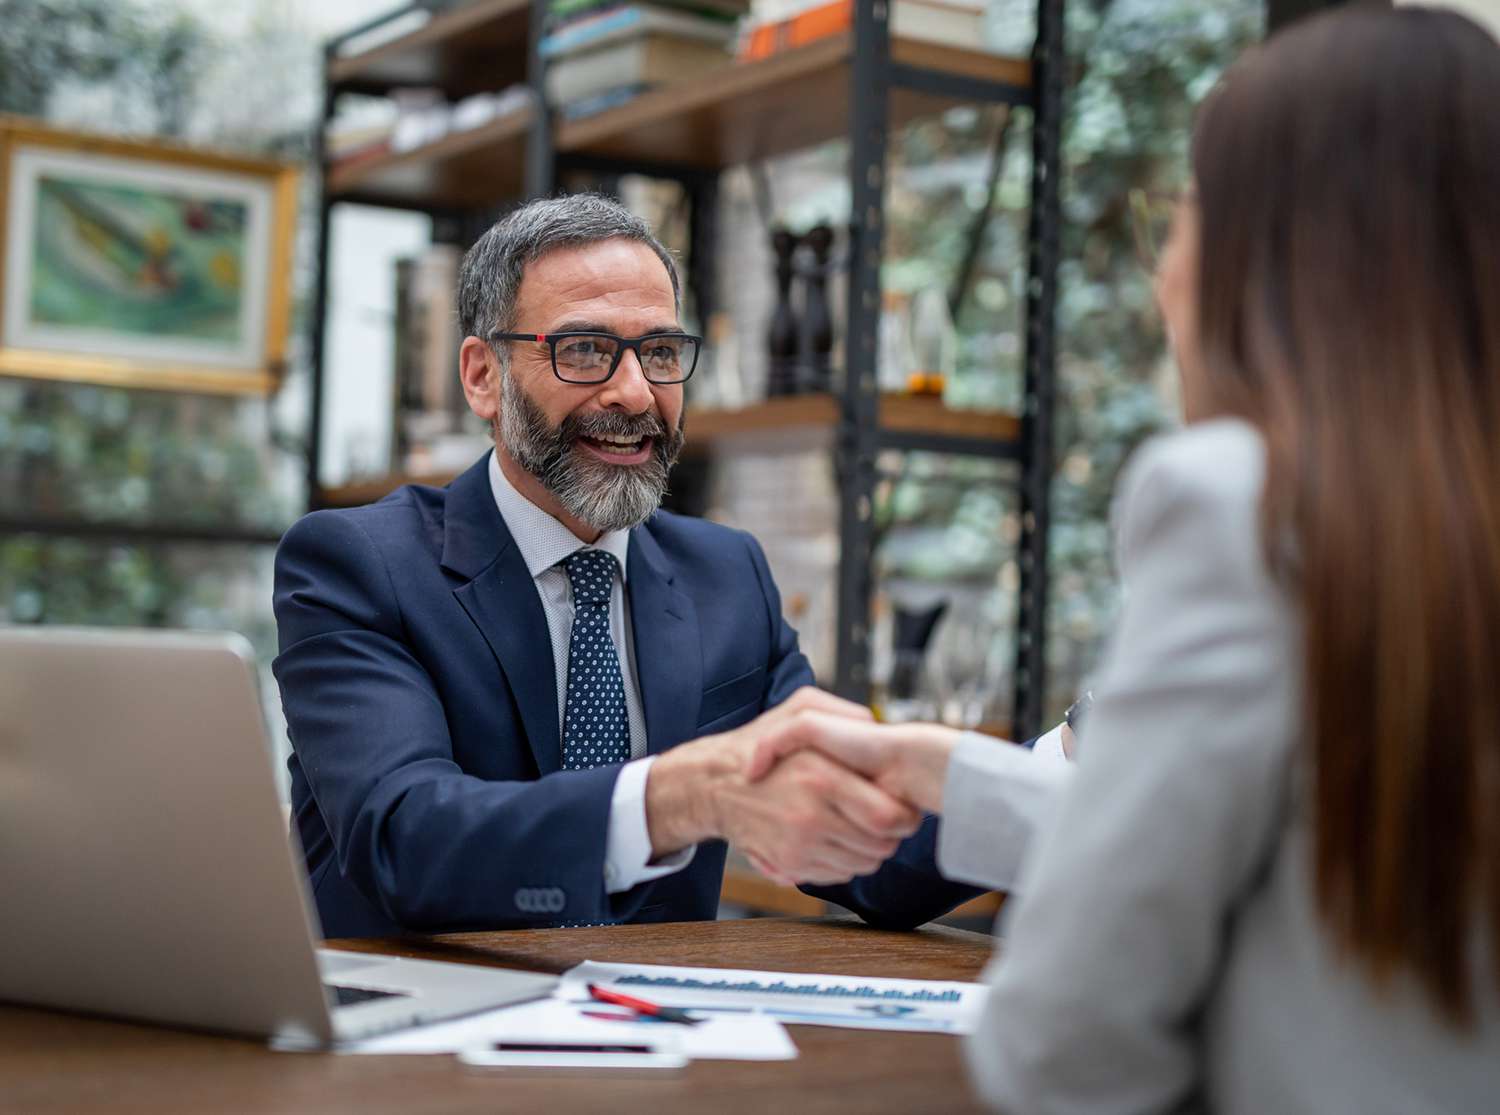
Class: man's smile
576,432,654,465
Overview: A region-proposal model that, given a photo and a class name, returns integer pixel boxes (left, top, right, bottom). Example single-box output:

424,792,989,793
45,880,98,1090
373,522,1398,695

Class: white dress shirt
488,452,693,894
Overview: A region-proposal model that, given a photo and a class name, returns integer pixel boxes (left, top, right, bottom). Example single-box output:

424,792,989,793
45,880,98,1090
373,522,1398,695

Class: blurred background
0,0,1271,776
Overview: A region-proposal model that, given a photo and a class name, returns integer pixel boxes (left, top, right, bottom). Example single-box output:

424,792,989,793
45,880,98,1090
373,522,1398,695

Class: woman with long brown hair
749,6,1500,1109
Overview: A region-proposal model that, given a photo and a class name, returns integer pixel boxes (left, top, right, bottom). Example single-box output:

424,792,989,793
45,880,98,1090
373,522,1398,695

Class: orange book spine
738,0,855,60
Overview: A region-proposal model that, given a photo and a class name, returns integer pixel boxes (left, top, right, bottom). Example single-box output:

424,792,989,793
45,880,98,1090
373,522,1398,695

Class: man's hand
743,714,964,817
643,687,921,885
714,747,920,886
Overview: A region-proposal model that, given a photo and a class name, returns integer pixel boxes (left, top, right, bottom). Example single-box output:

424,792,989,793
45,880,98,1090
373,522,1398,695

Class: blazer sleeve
965,426,1295,1114
273,510,639,931
936,733,1074,893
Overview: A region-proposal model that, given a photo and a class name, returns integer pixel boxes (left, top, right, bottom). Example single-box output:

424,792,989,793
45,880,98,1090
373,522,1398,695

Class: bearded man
273,194,981,937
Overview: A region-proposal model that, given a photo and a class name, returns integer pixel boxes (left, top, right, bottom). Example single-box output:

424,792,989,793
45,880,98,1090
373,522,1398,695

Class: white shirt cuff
1030,722,1071,766
604,755,695,893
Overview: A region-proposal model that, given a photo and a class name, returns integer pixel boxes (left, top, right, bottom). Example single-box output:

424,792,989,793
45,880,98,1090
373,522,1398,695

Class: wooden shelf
325,35,1030,208
318,395,1019,507
559,34,1030,171
326,106,532,209
319,471,456,509
328,0,531,98
689,392,1020,448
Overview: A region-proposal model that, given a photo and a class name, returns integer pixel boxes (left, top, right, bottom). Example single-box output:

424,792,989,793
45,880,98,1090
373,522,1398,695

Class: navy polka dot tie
557,549,629,928
561,548,631,773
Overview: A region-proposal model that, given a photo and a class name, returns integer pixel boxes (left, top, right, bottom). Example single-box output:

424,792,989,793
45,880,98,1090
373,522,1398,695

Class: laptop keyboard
327,983,410,1008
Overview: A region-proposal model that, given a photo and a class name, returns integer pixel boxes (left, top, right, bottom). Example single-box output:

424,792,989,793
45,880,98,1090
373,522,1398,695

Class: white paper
562,960,990,1034
321,994,797,1060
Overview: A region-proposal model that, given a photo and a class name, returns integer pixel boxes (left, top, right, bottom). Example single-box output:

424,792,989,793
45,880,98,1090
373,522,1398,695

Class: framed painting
0,118,297,395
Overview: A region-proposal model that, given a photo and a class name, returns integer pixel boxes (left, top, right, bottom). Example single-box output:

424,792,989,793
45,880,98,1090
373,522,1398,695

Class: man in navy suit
274,194,982,938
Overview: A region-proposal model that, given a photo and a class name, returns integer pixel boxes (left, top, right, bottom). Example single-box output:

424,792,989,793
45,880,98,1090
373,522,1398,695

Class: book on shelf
392,244,489,476
328,138,394,175
558,82,652,121
325,114,396,172
332,7,431,58
545,21,735,108
542,3,738,57
548,0,749,26
740,0,988,58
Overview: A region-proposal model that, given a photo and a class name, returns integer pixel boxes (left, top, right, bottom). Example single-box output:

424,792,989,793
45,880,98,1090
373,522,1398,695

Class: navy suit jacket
273,453,981,938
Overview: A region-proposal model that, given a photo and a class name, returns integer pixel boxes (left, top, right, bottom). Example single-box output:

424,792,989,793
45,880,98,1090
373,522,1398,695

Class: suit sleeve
738,532,987,927
964,432,1293,1113
273,510,650,931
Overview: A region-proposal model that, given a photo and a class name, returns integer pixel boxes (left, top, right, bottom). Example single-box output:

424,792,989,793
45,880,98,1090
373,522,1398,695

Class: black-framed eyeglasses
489,330,701,385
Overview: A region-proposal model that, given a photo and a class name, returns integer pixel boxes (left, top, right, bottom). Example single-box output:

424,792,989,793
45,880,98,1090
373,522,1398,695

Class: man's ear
458,335,499,424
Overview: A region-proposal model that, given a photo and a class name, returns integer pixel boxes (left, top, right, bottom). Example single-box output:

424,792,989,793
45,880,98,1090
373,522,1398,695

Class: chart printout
561,961,990,1034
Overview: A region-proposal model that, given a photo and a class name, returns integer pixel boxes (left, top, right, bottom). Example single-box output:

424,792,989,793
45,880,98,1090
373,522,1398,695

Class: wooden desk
0,917,996,1114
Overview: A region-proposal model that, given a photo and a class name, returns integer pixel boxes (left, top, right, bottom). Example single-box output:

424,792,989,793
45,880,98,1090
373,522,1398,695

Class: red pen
586,982,700,1025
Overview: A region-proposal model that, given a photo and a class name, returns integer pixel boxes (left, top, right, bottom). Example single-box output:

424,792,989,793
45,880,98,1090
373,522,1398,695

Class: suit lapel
443,455,561,775
628,524,701,754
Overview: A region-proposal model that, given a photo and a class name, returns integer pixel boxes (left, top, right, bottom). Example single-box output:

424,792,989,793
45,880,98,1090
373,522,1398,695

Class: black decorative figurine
797,223,835,393
766,226,801,396
888,600,949,701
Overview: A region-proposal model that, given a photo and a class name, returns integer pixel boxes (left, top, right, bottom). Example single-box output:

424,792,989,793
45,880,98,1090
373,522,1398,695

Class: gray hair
457,193,681,341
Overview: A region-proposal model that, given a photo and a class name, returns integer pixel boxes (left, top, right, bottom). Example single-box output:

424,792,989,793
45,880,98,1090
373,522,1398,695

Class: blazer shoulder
1121,418,1265,510
278,483,444,560
1112,419,1269,581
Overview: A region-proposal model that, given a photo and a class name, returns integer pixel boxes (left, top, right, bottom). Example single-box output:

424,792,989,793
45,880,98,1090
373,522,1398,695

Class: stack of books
542,1,750,118
740,0,988,59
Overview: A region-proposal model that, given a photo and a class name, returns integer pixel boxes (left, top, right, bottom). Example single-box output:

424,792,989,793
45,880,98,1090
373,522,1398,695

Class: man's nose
596,346,654,412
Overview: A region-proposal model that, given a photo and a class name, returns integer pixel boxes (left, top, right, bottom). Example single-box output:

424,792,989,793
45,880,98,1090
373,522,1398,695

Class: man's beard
499,369,685,533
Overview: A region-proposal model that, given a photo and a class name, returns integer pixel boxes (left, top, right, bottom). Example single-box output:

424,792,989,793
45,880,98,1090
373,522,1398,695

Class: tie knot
563,548,618,606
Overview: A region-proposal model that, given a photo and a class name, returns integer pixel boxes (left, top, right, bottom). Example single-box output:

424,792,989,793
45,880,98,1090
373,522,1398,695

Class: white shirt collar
487,449,631,581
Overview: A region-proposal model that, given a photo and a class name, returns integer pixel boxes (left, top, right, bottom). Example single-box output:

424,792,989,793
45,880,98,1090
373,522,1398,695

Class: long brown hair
1192,6,1500,1024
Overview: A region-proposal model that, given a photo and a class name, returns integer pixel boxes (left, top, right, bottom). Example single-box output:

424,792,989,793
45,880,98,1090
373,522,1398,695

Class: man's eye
560,340,600,357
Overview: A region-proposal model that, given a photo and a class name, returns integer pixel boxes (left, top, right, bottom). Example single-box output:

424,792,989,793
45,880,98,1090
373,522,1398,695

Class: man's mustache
559,409,670,442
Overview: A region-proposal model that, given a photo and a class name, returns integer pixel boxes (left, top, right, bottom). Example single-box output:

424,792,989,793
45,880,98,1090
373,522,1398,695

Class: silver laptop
0,626,557,1046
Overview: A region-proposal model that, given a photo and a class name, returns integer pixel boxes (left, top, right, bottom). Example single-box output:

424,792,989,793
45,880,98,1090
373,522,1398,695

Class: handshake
643,687,966,887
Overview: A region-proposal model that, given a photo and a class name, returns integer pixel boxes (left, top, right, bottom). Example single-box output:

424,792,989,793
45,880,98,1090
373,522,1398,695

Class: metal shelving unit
309,0,1064,741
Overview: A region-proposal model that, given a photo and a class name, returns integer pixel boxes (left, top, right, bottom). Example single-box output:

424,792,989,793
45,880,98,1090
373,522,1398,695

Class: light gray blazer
941,419,1500,1114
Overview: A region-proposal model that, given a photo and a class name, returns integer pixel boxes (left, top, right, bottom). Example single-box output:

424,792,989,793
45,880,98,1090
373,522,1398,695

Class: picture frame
0,117,298,396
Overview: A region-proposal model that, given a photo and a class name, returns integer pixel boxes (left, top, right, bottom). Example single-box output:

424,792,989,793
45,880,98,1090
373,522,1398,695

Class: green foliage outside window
873,0,1262,721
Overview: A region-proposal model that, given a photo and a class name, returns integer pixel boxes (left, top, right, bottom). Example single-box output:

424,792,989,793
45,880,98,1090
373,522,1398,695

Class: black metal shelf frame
833,1,1061,739
309,0,1065,740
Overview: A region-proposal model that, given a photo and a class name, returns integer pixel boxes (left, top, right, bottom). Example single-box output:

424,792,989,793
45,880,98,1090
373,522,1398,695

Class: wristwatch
1064,689,1094,731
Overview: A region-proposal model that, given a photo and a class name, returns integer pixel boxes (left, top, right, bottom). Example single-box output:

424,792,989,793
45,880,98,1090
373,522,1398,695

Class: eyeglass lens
554,333,698,383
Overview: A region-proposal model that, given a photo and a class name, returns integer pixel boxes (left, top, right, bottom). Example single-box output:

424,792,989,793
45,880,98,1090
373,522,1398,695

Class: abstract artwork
0,120,296,395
